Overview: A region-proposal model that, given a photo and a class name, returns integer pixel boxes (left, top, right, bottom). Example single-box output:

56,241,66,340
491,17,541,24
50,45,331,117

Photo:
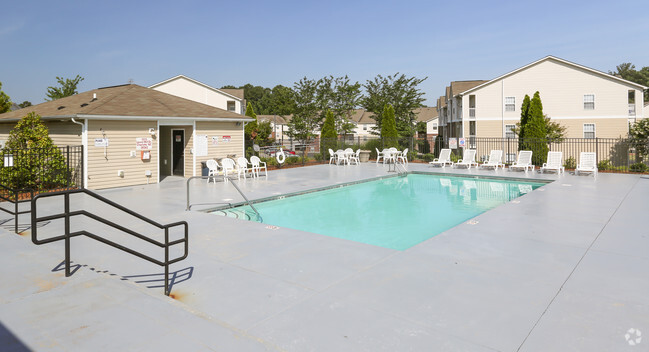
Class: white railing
629,104,636,116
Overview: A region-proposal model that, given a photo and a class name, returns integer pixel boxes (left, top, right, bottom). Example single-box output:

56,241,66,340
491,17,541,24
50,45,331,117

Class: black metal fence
0,145,83,193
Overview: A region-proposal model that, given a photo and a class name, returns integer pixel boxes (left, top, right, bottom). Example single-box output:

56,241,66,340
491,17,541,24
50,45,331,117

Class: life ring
276,149,286,164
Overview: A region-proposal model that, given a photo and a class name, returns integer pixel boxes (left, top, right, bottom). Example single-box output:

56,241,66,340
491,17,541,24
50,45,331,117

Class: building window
505,124,516,138
583,94,595,110
505,97,515,112
583,123,595,139
363,124,367,131
432,123,438,131
227,101,236,112
469,95,476,118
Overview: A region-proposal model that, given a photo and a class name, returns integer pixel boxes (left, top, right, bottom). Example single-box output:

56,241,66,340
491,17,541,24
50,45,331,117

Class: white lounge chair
206,159,221,183
452,149,477,169
479,150,504,170
429,149,453,168
236,157,251,179
250,156,267,178
376,148,385,164
328,149,336,164
220,158,236,181
509,151,534,172
397,148,409,165
540,151,565,174
575,152,598,177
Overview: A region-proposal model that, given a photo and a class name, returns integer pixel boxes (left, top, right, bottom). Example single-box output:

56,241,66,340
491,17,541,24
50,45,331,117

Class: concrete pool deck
0,162,648,351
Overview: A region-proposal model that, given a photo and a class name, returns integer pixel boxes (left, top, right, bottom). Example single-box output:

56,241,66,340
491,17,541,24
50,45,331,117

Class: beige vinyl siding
86,120,158,190
0,121,81,147
193,121,243,176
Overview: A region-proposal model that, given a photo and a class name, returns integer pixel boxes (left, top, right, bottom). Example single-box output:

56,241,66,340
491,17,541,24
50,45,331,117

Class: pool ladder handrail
185,176,263,222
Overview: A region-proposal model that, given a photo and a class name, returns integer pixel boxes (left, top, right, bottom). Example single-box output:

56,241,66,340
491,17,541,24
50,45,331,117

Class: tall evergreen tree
320,109,338,159
517,94,531,141
521,92,549,165
244,102,258,140
381,104,399,148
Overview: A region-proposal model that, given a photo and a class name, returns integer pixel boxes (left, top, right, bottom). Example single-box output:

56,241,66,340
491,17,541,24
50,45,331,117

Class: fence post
595,137,599,165
66,146,70,188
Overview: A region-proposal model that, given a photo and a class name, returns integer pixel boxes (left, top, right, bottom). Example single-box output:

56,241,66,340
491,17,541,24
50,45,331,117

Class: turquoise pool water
213,174,545,250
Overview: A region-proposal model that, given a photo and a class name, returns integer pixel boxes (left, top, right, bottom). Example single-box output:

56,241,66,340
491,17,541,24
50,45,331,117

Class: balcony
628,104,636,116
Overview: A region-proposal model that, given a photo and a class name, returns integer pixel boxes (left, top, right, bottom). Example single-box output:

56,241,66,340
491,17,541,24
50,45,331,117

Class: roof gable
149,75,244,101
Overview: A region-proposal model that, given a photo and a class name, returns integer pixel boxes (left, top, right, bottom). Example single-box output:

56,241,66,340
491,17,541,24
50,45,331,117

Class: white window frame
505,124,516,138
432,122,438,131
227,100,236,112
505,97,515,112
362,124,367,131
583,123,596,139
583,94,595,110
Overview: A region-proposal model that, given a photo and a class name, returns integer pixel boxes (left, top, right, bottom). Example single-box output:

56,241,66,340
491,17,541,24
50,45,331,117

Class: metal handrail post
14,190,18,234
64,192,71,277
164,227,169,296
229,180,263,222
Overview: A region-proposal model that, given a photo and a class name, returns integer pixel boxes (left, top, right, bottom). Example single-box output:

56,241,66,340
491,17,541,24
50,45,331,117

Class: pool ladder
388,160,408,177
185,176,263,222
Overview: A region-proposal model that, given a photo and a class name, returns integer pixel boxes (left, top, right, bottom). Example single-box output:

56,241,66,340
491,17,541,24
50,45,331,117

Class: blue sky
1,0,648,106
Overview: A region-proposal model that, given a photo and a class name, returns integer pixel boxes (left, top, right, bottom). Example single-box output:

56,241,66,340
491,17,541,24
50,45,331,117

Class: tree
317,76,361,136
0,112,69,190
320,109,338,158
268,84,296,117
629,118,649,157
362,73,427,137
519,92,549,165
609,63,649,102
18,101,32,108
286,77,322,158
0,81,11,114
244,102,259,140
46,75,84,101
381,104,399,148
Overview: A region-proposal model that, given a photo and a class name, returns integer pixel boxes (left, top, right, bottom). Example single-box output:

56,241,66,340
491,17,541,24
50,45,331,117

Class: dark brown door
172,130,184,176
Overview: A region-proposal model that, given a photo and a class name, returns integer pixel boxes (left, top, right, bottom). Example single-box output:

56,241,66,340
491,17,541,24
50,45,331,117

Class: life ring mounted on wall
276,148,286,165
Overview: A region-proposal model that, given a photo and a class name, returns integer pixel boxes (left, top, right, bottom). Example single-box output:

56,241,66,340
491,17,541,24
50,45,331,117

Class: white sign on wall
211,136,219,146
135,137,153,150
94,138,109,147
195,135,208,157
449,138,457,149
458,138,466,147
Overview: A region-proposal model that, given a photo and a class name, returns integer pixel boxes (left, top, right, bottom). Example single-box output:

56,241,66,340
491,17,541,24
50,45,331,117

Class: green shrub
629,162,648,172
422,153,435,162
314,153,323,161
361,139,383,159
450,152,461,163
407,150,417,161
564,156,576,169
597,160,612,171
285,156,301,165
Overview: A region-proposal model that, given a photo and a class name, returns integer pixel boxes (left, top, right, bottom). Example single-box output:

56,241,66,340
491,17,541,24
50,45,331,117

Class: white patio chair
452,149,477,169
397,148,409,165
328,149,336,164
375,148,384,164
236,157,251,179
220,158,236,181
479,150,504,170
509,151,534,172
206,159,221,184
575,152,598,177
349,149,361,165
429,149,453,168
540,151,565,174
385,147,398,164
335,150,349,165
250,156,267,178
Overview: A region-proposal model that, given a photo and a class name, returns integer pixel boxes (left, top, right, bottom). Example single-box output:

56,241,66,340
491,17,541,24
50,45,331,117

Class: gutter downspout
70,117,88,189
242,121,249,157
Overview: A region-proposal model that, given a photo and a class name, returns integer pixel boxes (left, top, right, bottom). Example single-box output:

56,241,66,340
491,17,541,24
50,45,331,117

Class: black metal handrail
31,188,189,296
0,184,34,234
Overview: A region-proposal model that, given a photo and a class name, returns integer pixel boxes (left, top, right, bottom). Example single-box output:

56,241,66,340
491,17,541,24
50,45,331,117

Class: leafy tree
0,112,70,190
381,104,399,148
519,92,549,165
362,73,427,137
244,102,259,140
0,81,11,114
269,84,296,117
609,63,649,102
46,75,84,101
317,76,361,136
18,101,32,108
320,110,338,158
629,118,649,157
286,77,322,158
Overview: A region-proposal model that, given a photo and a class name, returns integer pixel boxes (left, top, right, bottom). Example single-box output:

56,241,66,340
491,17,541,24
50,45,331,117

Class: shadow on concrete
123,267,194,292
0,320,31,351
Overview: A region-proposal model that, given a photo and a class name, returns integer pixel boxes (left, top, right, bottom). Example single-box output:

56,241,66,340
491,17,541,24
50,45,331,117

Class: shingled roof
414,107,438,122
0,84,249,121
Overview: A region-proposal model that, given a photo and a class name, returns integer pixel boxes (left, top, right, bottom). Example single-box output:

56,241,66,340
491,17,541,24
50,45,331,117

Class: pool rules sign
135,137,153,150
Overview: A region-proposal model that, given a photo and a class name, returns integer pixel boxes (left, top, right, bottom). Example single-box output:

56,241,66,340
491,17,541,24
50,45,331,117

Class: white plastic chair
328,149,336,164
452,149,477,169
509,151,534,172
335,150,349,165
540,151,565,174
375,148,384,164
349,149,361,165
385,147,398,164
206,159,221,184
479,150,504,170
250,156,267,178
397,148,409,165
220,158,236,181
576,152,598,177
430,149,452,168
236,157,250,179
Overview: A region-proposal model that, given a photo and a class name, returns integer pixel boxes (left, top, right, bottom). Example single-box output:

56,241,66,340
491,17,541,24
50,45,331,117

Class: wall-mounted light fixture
148,128,156,135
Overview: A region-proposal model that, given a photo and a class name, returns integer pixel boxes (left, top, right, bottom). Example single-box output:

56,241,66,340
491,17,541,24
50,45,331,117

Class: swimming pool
212,174,546,250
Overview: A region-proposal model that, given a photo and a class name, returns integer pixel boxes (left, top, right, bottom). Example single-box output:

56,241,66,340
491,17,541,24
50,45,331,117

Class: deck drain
466,219,479,225
266,225,280,230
